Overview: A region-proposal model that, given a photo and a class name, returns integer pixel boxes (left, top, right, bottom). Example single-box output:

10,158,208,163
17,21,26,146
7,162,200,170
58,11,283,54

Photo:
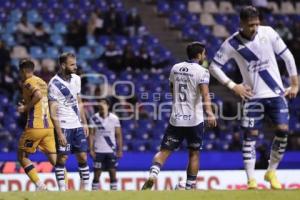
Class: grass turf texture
0,190,299,200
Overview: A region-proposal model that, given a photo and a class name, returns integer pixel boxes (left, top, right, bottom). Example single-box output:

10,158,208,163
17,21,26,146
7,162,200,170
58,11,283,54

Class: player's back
23,75,53,129
169,61,210,127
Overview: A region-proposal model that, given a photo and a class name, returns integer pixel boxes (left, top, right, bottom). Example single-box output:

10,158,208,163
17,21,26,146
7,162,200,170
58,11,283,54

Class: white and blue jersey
169,61,210,127
89,113,121,153
48,74,82,129
210,26,296,129
211,25,296,99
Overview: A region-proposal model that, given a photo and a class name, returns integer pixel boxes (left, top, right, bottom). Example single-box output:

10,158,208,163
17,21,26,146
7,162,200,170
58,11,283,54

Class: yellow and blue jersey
22,75,53,129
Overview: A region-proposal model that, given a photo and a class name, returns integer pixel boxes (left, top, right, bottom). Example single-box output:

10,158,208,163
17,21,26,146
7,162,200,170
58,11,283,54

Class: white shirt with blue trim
48,74,82,129
89,113,121,153
169,61,210,127
210,25,297,99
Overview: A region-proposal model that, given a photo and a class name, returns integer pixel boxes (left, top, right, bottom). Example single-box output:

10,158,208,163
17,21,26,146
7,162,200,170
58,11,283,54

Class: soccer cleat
141,178,154,190
247,178,257,190
264,170,282,189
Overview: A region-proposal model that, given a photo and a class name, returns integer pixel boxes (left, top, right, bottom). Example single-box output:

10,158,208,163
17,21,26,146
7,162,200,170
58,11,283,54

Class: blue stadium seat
30,46,44,59
27,9,41,23
50,34,64,46
53,22,67,34
46,46,60,58
62,46,76,54
78,46,94,60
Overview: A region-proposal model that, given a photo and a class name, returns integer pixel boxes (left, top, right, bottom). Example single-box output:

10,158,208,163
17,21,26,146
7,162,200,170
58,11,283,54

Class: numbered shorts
241,96,289,130
94,153,118,170
56,127,88,154
160,122,204,151
18,128,56,154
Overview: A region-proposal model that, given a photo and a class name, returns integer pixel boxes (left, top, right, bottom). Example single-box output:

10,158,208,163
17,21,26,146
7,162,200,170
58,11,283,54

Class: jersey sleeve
197,68,210,85
169,68,174,83
212,41,233,67
114,116,121,128
75,75,81,95
24,79,39,96
268,26,287,55
48,83,59,101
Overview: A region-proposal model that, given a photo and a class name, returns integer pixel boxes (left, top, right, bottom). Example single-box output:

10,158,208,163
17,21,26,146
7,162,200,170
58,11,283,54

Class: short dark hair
186,41,205,60
240,6,259,21
19,58,34,71
59,52,76,66
99,97,110,106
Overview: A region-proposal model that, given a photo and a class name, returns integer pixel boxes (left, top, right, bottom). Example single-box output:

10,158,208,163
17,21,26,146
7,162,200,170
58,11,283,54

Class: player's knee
188,150,199,159
57,155,68,165
275,129,289,138
78,161,88,168
244,131,258,141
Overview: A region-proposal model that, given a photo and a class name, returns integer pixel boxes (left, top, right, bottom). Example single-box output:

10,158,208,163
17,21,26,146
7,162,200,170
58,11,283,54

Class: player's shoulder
71,74,81,81
48,74,58,85
109,113,119,120
24,75,44,88
258,25,276,35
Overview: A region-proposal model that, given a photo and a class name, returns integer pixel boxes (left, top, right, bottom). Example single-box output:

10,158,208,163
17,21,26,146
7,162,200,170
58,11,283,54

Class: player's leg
91,153,103,190
74,127,90,191
107,153,118,190
264,97,289,189
55,154,68,191
243,130,259,189
108,168,117,190
185,123,204,190
185,150,199,190
241,100,263,189
142,124,182,190
76,152,90,190
18,129,47,190
54,128,71,191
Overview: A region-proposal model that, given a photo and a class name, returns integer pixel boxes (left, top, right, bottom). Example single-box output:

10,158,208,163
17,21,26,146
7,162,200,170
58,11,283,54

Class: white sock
243,139,256,180
267,136,287,171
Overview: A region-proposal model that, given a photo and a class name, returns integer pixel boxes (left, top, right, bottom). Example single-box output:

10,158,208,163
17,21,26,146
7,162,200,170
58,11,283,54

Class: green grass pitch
1,190,300,200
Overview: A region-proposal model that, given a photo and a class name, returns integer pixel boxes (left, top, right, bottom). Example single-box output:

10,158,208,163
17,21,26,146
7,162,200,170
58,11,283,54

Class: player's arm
269,26,299,98
209,45,253,100
78,95,89,137
17,90,42,113
169,82,174,96
199,84,217,128
115,127,123,158
88,126,96,159
49,100,67,146
279,49,299,98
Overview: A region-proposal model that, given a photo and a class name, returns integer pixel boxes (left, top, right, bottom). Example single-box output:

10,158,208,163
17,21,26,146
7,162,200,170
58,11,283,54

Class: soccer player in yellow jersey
17,59,57,191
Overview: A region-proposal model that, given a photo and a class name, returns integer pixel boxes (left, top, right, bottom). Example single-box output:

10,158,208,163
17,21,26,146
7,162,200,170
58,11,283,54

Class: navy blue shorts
160,122,204,151
241,96,289,130
93,153,117,170
56,127,88,154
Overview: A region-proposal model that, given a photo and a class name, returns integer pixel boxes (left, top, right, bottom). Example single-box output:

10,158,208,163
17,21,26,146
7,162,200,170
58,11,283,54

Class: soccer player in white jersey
142,42,217,190
48,52,90,191
89,98,123,191
209,6,298,189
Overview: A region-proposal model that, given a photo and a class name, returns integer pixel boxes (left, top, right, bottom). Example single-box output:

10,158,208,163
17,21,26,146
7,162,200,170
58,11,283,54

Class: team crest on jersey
259,36,267,44
179,67,189,72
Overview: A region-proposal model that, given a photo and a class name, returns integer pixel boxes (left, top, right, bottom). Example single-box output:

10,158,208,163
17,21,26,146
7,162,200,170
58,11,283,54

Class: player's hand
57,133,67,146
116,150,123,158
232,84,253,100
206,111,217,128
17,102,27,113
83,125,89,137
285,86,298,99
90,150,96,160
